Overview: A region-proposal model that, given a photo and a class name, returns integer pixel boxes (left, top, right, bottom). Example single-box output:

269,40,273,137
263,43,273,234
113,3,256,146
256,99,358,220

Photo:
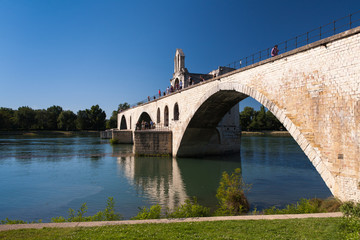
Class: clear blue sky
1,0,359,118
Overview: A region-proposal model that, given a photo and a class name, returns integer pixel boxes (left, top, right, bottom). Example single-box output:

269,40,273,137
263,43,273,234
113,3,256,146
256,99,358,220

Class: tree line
1,103,280,132
0,105,109,131
240,106,284,131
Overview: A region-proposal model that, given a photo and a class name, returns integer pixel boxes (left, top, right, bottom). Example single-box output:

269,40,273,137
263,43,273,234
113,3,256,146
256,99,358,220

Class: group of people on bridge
136,120,155,130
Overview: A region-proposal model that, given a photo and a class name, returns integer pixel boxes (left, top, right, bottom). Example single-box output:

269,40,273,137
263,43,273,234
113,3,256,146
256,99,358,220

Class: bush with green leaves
263,198,341,215
131,205,162,220
215,168,251,216
340,201,360,239
166,198,211,218
51,197,122,222
0,218,42,225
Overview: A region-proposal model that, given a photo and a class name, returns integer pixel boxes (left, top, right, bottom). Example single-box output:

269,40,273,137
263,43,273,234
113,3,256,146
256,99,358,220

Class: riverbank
0,130,100,136
242,130,290,136
0,213,344,239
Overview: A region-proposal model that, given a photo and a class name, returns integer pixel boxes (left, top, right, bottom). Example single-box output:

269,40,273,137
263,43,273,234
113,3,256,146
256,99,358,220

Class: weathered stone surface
134,131,172,155
112,130,133,144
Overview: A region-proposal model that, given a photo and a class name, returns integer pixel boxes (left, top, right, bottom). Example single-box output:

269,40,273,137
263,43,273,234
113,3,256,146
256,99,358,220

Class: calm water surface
0,134,331,221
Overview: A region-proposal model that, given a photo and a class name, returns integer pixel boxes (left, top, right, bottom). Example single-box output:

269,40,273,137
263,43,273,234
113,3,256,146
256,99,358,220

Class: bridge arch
175,82,336,198
120,115,127,130
137,112,153,129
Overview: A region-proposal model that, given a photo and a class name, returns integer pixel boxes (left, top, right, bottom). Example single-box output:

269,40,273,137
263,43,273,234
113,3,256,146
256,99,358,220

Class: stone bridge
117,27,360,202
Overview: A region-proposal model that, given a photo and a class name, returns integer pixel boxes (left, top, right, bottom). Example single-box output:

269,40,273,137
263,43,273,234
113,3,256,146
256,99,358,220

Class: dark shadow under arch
120,115,127,130
137,112,153,130
177,90,247,157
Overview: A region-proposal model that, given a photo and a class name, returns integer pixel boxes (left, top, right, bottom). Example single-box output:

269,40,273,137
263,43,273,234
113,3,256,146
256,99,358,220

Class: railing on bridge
226,11,360,69
135,123,170,131
129,11,360,108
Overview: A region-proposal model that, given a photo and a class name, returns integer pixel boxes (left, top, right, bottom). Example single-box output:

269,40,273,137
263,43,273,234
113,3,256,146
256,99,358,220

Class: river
0,133,332,221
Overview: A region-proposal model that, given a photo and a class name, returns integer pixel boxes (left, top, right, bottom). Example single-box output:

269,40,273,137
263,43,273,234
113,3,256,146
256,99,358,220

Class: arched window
164,106,169,127
157,108,161,124
174,103,179,121
120,115,127,130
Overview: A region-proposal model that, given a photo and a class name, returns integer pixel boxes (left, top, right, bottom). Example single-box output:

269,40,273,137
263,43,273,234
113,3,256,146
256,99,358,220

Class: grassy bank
242,131,290,136
0,218,344,239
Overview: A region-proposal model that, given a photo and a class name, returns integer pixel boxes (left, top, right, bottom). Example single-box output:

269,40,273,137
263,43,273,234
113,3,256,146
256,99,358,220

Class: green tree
0,107,16,130
76,110,91,130
249,106,266,131
47,105,63,130
106,110,118,129
265,110,283,130
14,106,36,130
118,102,130,112
239,107,255,131
215,168,250,216
34,109,49,130
57,110,77,131
88,105,106,130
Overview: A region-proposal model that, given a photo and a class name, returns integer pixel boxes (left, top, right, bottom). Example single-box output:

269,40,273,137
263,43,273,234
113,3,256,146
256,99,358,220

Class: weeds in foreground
131,205,162,220
0,218,42,225
340,201,360,240
51,197,122,222
166,197,211,218
263,197,341,215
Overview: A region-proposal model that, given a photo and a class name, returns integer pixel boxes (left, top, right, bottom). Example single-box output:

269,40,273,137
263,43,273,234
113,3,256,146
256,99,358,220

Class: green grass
0,218,345,240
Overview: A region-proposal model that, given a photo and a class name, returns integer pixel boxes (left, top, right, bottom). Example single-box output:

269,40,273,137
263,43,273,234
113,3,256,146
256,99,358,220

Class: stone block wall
112,130,133,144
134,131,172,156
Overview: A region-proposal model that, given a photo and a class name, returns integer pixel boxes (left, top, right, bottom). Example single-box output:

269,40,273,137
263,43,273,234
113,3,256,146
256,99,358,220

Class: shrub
51,197,122,222
131,205,162,220
340,201,360,239
166,198,211,218
263,198,341,215
215,168,251,216
109,139,119,144
0,218,42,225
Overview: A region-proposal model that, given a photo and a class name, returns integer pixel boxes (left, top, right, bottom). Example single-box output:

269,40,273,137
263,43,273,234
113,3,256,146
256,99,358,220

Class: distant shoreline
242,131,290,136
0,130,100,136
0,130,290,137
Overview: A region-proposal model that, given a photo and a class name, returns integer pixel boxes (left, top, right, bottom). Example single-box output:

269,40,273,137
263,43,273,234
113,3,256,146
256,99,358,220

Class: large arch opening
137,112,153,130
175,84,336,200
177,90,246,157
120,115,127,130
164,106,169,127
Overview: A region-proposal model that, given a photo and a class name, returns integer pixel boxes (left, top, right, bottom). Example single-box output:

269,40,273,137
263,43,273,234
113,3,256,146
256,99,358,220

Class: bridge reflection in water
110,135,332,212
112,147,243,211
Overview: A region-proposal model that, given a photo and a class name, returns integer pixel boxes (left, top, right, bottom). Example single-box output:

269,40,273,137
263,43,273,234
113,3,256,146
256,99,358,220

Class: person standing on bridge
158,89,161,97
271,45,279,57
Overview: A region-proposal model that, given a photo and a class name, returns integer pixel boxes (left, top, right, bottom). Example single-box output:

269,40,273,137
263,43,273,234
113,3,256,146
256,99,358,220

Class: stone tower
170,49,189,89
